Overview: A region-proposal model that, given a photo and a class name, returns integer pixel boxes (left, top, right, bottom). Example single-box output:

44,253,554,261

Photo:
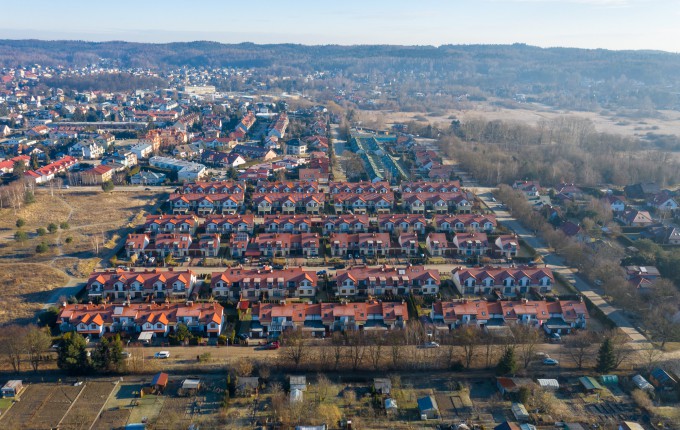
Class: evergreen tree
57,332,90,374
92,335,124,372
496,346,517,376
596,337,617,373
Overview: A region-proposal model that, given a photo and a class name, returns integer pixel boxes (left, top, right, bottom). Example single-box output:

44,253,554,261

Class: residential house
252,193,324,215
555,183,584,200
204,214,255,234
181,181,245,195
86,268,197,300
617,209,654,227
256,181,319,194
80,164,113,185
329,233,390,257
398,232,420,256
322,215,369,235
452,232,489,256
426,233,450,256
452,266,554,296
58,301,224,337
625,182,660,199
603,195,626,212
330,192,394,214
253,233,320,258
647,191,678,212
401,181,461,193
495,235,520,258
329,181,391,194
130,171,166,185
402,192,472,214
378,214,428,235
211,267,318,300
264,215,313,234
431,299,588,333
197,234,221,257
512,180,541,197
153,233,193,258
335,265,440,296
169,193,244,215
248,300,408,336
286,138,307,155
144,215,199,235
232,144,276,161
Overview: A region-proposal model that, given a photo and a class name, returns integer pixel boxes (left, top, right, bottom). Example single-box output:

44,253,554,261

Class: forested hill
1,40,679,84
3,40,680,111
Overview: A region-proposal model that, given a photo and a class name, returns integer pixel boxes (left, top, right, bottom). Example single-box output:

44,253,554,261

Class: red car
264,341,280,350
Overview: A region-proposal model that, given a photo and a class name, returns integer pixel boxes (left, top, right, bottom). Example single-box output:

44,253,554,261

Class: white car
154,351,170,359
422,341,440,348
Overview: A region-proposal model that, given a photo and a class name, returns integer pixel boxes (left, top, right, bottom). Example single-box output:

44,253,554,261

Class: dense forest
2,40,680,112
440,116,680,187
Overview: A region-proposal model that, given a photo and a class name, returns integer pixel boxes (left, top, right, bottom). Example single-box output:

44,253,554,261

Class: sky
0,0,678,52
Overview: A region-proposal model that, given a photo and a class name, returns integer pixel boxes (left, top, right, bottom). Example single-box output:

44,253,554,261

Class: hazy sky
0,0,678,52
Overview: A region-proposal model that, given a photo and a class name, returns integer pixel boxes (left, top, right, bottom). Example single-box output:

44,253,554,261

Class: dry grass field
0,383,84,430
0,189,160,262
0,263,70,324
0,189,160,324
378,101,680,139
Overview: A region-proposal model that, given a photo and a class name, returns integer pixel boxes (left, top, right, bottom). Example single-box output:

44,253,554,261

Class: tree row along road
469,187,648,343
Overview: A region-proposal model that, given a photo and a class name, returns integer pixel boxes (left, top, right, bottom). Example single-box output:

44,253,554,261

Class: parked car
549,333,561,343
422,341,440,349
237,333,250,340
316,270,327,276
154,351,171,359
333,264,346,270
272,264,284,270
543,358,559,366
264,341,280,350
144,187,151,191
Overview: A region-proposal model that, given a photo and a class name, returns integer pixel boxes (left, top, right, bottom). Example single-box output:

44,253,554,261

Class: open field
0,189,160,324
0,262,70,324
377,100,680,139
0,189,160,263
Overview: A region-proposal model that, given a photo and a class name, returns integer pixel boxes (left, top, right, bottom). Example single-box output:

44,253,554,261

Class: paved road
470,187,647,343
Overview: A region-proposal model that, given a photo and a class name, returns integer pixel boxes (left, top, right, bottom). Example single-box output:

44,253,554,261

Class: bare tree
316,374,332,402
386,330,404,370
234,358,254,376
331,332,345,371
282,330,307,370
346,330,367,371
25,325,52,372
563,330,597,370
366,334,384,371
512,324,542,369
454,326,480,369
0,325,28,372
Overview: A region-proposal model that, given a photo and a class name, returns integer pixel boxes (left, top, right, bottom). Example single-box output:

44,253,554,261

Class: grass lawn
0,397,13,414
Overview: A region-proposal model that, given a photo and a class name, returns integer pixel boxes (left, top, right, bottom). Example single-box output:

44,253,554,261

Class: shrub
65,236,73,244
60,222,70,230
36,227,47,236
47,223,58,233
16,218,26,228
36,242,49,253
14,231,28,242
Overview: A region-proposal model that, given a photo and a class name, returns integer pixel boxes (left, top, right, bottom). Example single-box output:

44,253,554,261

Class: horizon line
0,38,675,54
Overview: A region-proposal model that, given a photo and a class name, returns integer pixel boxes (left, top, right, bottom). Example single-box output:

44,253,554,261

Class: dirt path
52,195,74,259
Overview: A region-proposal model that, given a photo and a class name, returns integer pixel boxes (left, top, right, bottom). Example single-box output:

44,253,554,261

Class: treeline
42,73,166,92
3,41,680,111
495,185,680,347
440,117,680,187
